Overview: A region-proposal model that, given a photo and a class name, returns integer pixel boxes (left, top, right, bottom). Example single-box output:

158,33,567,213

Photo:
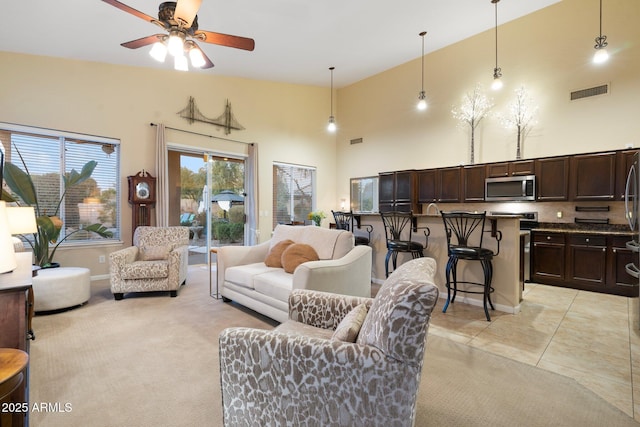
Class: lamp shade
6,206,37,234
0,201,18,273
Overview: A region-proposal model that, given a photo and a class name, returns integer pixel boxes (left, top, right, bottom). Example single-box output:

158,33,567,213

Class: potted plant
1,153,113,268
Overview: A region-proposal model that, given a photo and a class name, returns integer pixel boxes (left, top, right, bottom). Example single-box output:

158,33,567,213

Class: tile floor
428,282,640,421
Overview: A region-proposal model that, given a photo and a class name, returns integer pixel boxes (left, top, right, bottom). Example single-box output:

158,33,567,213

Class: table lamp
0,201,17,273
6,206,38,235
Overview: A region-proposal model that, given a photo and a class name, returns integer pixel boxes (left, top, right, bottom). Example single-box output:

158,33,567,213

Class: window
273,163,316,227
350,176,379,212
0,123,120,244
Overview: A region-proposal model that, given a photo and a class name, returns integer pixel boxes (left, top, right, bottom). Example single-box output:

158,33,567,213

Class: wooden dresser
0,252,34,427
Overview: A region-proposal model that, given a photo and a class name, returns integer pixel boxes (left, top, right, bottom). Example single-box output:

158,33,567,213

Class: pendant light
491,0,503,90
327,67,337,132
593,0,609,64
417,31,428,111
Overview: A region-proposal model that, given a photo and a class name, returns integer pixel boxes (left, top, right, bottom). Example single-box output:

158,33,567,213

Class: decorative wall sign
177,97,245,135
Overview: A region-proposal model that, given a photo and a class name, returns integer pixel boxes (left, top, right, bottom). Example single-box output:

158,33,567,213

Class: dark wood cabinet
532,231,566,283
608,235,638,296
567,234,607,289
463,165,486,202
487,160,535,178
570,152,616,200
378,170,419,213
418,167,461,203
615,150,638,201
536,156,569,201
532,231,638,296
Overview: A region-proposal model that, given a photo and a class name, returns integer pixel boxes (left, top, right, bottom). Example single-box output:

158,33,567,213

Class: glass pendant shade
149,42,168,62
593,47,609,64
168,32,185,57
189,46,206,68
174,54,189,71
327,116,336,132
417,91,427,111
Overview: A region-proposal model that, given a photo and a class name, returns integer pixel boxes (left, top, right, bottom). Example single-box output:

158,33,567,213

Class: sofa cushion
281,243,319,273
225,262,279,290
139,245,170,261
265,239,294,268
270,224,353,260
121,260,168,280
253,270,294,303
331,303,368,342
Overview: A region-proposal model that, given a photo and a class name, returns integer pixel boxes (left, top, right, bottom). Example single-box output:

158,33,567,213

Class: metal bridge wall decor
177,97,245,135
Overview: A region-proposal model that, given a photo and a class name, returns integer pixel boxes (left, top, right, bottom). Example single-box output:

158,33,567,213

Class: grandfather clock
128,170,156,236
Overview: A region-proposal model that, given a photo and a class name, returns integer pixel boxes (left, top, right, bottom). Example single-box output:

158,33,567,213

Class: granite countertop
532,222,633,236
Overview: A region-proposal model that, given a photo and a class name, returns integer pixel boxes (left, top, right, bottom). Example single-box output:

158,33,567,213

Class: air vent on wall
570,84,609,101
350,138,363,145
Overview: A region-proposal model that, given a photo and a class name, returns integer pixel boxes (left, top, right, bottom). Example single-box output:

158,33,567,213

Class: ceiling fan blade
195,30,255,51
121,35,164,49
101,0,156,23
174,0,202,28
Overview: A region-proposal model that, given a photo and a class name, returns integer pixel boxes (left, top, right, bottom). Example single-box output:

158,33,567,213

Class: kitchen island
357,213,523,314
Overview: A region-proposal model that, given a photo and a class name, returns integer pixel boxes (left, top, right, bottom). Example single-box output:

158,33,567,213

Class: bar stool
331,210,373,246
380,211,429,277
441,211,501,321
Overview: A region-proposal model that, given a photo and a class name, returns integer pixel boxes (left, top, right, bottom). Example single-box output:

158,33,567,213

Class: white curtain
155,124,169,226
245,143,259,245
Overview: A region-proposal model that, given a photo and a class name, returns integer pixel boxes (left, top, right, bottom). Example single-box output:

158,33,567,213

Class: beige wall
336,0,640,206
0,52,337,275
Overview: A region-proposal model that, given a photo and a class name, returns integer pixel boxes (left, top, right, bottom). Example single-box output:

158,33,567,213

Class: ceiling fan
101,0,255,71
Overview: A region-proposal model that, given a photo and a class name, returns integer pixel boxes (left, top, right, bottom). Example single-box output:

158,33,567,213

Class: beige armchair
219,257,439,427
109,226,189,300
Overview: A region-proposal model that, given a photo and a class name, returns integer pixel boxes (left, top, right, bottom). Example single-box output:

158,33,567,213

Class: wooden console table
0,252,34,427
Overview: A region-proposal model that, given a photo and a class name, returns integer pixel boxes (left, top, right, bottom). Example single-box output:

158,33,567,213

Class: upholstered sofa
219,257,439,426
109,226,189,300
217,224,372,322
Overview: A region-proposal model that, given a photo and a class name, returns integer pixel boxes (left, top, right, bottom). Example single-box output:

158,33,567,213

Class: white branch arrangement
451,84,494,164
499,86,538,160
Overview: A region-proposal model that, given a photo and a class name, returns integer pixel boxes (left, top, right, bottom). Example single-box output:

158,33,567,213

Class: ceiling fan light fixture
188,43,206,68
149,41,168,62
168,30,185,57
174,0,202,28
174,54,189,71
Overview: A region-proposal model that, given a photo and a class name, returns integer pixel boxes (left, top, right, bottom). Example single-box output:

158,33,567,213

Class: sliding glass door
168,149,245,265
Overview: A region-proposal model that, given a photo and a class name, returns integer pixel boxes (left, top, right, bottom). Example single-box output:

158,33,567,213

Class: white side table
32,267,91,312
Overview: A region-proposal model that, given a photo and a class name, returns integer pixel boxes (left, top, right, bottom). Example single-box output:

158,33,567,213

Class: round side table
0,348,29,427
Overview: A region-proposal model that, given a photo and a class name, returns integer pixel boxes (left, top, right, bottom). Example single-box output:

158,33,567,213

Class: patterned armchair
109,226,189,300
219,257,439,427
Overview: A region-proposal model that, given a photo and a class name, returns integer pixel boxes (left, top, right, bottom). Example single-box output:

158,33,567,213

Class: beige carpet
28,266,639,427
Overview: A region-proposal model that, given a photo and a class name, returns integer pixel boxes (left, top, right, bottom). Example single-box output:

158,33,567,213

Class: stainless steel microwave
485,175,536,201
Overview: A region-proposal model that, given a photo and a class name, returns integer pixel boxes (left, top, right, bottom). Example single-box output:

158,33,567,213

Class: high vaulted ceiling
0,0,560,87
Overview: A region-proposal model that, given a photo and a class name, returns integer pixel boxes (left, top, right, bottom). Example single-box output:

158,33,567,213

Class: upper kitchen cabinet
616,149,638,201
418,167,462,204
536,156,569,201
463,164,486,202
486,160,535,178
378,170,419,212
570,152,616,200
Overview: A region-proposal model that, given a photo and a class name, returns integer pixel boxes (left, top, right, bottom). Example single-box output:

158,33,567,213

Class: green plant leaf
64,160,97,187
3,162,38,205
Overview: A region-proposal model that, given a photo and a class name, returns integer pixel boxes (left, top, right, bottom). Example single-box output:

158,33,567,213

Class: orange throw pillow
265,239,295,268
281,244,320,273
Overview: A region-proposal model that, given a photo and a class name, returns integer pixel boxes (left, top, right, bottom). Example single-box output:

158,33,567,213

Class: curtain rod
149,123,253,146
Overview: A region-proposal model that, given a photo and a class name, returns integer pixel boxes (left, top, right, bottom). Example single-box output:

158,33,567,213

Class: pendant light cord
329,67,334,115
599,0,603,37
421,32,425,92
494,0,499,69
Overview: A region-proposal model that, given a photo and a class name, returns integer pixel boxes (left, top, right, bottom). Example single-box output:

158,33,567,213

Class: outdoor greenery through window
0,123,120,245
273,162,316,228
